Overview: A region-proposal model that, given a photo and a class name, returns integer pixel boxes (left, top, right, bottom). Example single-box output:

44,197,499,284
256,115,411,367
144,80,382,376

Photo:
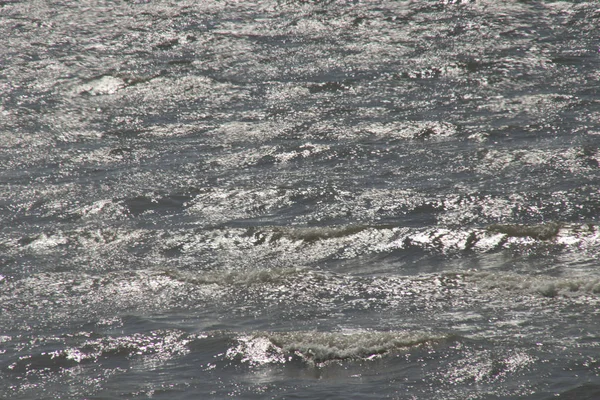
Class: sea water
1,1,600,398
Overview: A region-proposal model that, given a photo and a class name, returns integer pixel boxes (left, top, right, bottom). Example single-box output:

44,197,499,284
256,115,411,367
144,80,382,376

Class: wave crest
226,330,444,366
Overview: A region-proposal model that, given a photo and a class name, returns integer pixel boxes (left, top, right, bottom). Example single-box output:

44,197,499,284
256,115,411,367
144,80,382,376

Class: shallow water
2,0,600,398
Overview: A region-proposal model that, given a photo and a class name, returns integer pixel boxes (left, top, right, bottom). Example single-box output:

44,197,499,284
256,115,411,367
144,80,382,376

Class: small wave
554,384,600,400
73,75,126,96
186,187,294,225
226,330,444,366
269,143,332,163
15,232,69,251
441,346,536,385
206,120,287,144
474,147,598,177
4,330,195,374
0,269,223,330
469,271,600,299
75,199,129,220
487,222,561,240
483,93,580,120
358,120,458,140
402,222,600,254
241,221,599,255
245,224,388,244
10,227,146,253
163,266,309,286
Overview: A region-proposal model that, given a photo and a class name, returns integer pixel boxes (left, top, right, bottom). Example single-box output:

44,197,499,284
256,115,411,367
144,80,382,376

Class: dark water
2,0,600,398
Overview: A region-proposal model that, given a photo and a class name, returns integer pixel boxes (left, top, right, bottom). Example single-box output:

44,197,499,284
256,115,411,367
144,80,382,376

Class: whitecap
226,329,444,366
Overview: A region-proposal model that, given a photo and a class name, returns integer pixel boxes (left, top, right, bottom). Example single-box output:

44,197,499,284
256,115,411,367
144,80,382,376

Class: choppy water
2,0,600,398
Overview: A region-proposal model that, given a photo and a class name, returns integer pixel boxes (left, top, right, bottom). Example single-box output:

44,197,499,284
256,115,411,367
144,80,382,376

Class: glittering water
2,1,600,399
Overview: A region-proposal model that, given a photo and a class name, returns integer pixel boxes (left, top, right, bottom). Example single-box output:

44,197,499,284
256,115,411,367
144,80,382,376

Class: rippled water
2,0,600,398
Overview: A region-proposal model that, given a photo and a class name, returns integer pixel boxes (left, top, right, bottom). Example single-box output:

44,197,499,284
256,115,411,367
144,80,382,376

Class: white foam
227,330,443,366
74,76,125,96
26,232,68,251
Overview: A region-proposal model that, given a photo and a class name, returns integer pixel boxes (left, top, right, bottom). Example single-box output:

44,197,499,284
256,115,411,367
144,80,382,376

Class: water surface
1,0,600,398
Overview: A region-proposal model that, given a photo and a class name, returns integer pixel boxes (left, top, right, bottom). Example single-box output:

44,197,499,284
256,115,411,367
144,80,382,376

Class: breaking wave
226,330,445,366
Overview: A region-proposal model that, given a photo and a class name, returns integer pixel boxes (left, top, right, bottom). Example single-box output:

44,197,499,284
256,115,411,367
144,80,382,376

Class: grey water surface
2,0,600,399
